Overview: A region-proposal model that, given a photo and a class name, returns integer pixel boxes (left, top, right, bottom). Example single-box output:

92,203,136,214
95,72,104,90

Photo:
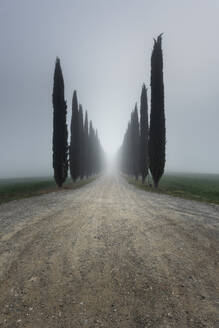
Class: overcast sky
0,0,219,178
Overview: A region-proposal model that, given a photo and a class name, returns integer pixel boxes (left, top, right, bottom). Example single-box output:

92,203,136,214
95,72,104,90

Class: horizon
1,170,219,181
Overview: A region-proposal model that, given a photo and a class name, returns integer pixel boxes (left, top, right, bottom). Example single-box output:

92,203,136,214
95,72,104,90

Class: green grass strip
127,173,219,205
0,176,96,205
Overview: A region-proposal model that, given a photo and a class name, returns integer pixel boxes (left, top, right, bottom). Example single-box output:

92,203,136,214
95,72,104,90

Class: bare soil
0,175,218,327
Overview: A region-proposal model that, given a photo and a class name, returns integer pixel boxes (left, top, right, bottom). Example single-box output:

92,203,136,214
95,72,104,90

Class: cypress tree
70,90,80,182
78,104,84,179
52,57,68,187
126,122,132,175
149,34,166,188
132,105,140,180
88,121,95,176
94,129,101,174
94,130,98,174
130,112,134,176
120,123,131,175
140,84,149,184
84,111,89,178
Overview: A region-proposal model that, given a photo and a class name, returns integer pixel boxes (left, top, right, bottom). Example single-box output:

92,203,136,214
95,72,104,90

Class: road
0,175,218,327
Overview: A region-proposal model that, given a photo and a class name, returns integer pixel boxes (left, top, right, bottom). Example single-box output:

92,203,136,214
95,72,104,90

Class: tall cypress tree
78,104,84,179
132,104,140,180
52,57,68,187
84,111,89,178
130,111,134,176
149,34,166,187
70,90,80,182
122,122,132,175
88,121,95,176
140,84,149,184
94,129,101,174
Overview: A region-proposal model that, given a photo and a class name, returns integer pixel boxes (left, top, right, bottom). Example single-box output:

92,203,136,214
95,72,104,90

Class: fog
0,0,219,178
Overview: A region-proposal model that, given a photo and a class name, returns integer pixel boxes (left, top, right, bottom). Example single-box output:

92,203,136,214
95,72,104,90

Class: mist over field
0,0,219,178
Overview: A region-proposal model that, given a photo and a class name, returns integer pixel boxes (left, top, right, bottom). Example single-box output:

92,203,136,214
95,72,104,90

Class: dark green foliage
119,35,166,187
140,84,149,183
131,105,140,180
119,120,131,175
52,57,68,187
70,90,80,182
52,57,104,182
86,121,105,176
80,110,105,178
84,111,89,178
88,121,95,176
123,122,132,175
78,105,84,179
94,130,103,174
119,105,140,179
149,34,166,187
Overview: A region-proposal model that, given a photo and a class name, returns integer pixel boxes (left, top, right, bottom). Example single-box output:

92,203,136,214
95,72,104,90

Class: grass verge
0,176,97,205
127,172,219,205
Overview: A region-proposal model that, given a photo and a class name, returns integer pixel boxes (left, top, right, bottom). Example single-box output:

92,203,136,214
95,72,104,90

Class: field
128,172,219,205
0,176,95,204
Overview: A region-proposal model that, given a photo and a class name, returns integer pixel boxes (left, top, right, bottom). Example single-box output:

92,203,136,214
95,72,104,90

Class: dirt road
0,175,218,327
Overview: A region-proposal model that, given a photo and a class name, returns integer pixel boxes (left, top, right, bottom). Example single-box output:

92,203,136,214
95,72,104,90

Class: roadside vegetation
52,58,105,187
128,173,219,205
118,34,166,188
0,176,96,205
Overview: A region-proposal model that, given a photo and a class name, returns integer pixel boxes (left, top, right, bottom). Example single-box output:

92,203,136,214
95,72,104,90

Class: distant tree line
52,58,104,187
118,34,166,188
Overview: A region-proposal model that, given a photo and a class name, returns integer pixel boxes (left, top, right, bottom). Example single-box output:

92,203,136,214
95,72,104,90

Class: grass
0,176,96,205
127,172,219,205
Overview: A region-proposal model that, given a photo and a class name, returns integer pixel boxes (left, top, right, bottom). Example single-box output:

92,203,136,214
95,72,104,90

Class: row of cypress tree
52,57,104,187
119,34,166,188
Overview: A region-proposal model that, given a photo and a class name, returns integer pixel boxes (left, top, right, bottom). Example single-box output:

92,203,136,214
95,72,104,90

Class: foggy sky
0,0,219,178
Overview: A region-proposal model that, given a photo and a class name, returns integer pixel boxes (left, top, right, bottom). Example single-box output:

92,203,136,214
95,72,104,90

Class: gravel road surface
0,175,218,327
